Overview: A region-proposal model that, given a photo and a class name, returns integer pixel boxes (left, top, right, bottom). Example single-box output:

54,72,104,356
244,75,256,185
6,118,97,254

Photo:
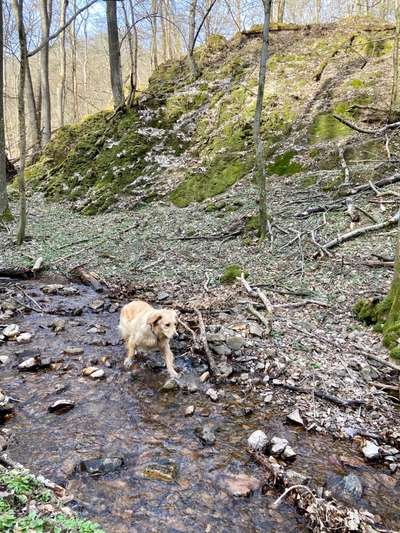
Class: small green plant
220,264,247,284
0,470,38,495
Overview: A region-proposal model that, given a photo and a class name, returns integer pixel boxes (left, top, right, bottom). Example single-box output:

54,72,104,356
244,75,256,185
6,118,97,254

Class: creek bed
0,279,398,532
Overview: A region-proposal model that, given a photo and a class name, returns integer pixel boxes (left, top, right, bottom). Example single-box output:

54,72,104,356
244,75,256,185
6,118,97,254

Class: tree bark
390,0,400,121
39,0,52,145
253,0,273,238
150,0,159,69
277,0,285,23
0,0,10,220
12,0,27,245
315,0,322,23
57,0,68,127
25,61,41,159
106,0,124,109
71,0,78,121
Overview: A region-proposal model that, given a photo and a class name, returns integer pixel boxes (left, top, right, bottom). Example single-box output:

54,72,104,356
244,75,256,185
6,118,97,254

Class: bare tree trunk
315,0,322,23
187,0,199,76
122,0,135,74
71,0,78,121
236,0,241,31
151,0,159,69
204,0,211,38
0,0,10,220
160,0,168,61
106,0,124,109
390,0,400,121
277,0,285,23
165,0,174,59
58,0,68,127
12,0,27,245
253,0,272,238
25,61,41,158
39,0,51,145
83,9,89,114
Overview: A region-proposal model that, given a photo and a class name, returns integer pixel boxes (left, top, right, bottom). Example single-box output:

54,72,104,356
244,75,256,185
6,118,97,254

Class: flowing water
0,279,399,532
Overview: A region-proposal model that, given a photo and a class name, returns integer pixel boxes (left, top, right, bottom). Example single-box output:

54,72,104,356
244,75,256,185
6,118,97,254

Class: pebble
3,324,20,338
18,357,39,371
362,441,380,461
184,405,195,416
48,400,75,414
218,361,233,377
247,430,269,452
206,388,219,401
82,366,100,376
64,347,84,355
42,284,64,294
263,392,273,403
226,335,244,351
286,408,304,426
195,424,216,445
200,371,210,383
143,459,178,482
249,323,264,337
341,473,363,499
16,332,33,343
89,299,104,311
90,369,105,379
79,457,123,476
270,436,288,455
51,319,66,333
157,291,170,301
211,344,231,356
0,356,9,365
160,378,179,391
283,446,297,460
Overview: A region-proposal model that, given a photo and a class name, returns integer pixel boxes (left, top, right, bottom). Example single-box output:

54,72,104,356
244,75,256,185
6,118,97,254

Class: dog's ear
147,311,162,326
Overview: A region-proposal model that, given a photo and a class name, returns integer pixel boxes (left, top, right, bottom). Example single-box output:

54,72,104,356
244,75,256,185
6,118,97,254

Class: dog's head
147,309,177,339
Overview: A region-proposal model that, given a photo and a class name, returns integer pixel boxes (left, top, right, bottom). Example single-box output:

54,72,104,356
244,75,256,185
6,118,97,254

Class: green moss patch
267,150,304,176
170,155,250,207
309,112,353,143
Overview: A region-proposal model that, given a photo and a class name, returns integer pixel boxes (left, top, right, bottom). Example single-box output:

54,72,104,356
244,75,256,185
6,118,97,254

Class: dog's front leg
160,340,179,379
124,335,136,369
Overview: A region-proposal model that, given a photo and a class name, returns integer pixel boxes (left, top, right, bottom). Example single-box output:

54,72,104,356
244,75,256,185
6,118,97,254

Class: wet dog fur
118,300,179,378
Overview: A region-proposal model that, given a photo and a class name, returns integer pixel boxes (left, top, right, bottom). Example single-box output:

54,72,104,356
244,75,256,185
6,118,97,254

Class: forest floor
1,170,400,531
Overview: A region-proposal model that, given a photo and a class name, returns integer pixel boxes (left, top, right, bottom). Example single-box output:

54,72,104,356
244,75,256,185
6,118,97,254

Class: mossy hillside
25,19,397,213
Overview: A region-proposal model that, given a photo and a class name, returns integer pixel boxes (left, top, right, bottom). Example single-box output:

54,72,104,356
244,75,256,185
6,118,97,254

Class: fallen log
0,266,32,279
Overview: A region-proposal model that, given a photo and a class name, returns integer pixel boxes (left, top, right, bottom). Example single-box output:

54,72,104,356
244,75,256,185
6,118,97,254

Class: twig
273,382,365,407
15,284,43,312
272,485,315,509
338,144,351,184
247,304,271,333
194,308,218,375
273,299,329,309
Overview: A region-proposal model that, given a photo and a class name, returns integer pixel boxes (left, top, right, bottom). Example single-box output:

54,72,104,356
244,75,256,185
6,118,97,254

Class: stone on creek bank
286,408,304,427
142,459,179,482
248,430,269,452
82,367,105,379
18,356,52,371
362,441,380,461
2,324,20,338
63,347,84,356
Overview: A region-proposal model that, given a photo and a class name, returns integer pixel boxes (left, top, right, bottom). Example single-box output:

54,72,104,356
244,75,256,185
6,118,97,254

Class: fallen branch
318,210,400,252
273,382,365,407
333,113,400,135
194,308,218,375
349,173,400,195
338,144,351,185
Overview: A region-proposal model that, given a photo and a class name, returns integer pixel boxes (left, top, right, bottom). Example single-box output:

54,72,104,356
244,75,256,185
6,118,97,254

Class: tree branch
28,0,99,57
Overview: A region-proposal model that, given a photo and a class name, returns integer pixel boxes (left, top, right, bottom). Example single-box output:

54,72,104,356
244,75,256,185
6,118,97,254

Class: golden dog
118,300,179,378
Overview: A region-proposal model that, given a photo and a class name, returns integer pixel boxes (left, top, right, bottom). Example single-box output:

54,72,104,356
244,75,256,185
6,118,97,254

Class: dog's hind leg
124,335,136,369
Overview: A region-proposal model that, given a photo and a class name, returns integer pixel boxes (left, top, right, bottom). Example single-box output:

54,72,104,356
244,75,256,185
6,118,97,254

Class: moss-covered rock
267,150,304,176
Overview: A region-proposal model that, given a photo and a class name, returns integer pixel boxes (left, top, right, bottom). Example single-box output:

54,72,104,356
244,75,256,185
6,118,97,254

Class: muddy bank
0,278,399,532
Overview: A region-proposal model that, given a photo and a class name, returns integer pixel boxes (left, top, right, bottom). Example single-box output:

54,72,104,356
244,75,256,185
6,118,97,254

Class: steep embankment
26,18,398,215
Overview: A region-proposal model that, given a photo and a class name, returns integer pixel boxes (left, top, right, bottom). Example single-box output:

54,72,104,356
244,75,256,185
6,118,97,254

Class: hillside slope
26,18,399,215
